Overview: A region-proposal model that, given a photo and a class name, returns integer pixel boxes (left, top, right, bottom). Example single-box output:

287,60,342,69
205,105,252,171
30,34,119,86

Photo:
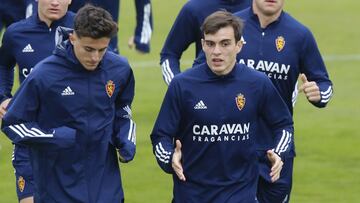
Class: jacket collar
204,62,241,80
248,5,284,29
31,11,73,29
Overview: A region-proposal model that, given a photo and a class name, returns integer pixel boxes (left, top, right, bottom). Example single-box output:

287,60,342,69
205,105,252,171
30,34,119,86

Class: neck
253,7,282,29
211,60,236,76
38,12,54,27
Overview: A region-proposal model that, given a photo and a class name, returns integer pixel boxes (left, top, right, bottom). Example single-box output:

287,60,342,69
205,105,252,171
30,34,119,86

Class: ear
236,40,243,54
69,33,75,45
201,38,206,50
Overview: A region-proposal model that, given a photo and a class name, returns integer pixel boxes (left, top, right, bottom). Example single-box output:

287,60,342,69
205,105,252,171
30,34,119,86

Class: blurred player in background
26,0,153,54
0,0,74,202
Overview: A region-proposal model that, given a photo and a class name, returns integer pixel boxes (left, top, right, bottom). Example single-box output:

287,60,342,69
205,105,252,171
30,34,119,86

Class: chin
212,65,224,71
211,67,224,73
84,65,97,71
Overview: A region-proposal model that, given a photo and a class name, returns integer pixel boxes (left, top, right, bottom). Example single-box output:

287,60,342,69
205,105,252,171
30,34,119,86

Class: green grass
1,0,360,202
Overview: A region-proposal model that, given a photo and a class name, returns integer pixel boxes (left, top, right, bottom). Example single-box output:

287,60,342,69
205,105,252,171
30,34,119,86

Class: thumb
300,73,308,84
267,150,275,163
175,140,182,151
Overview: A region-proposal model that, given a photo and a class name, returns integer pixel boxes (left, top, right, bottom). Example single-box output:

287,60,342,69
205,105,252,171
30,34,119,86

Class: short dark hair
74,4,118,39
201,11,243,42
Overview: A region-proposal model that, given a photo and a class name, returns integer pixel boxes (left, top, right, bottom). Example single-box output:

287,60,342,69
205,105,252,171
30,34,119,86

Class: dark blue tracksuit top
1,33,136,202
151,63,294,203
233,9,333,179
194,8,333,181
0,11,75,103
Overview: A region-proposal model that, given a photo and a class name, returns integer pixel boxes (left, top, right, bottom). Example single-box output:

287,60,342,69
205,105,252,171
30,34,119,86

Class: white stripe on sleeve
275,130,292,155
155,142,171,164
161,59,174,85
127,120,134,141
9,124,53,138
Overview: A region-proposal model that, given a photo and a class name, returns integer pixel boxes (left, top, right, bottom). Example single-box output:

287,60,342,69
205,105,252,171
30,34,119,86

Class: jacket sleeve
1,75,76,149
134,0,153,53
0,28,16,103
300,28,333,108
160,3,198,85
260,77,294,160
150,79,182,173
112,67,136,163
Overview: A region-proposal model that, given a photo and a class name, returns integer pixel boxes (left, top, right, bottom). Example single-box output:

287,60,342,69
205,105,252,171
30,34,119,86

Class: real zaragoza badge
235,93,246,111
18,176,25,192
275,36,285,52
106,80,115,98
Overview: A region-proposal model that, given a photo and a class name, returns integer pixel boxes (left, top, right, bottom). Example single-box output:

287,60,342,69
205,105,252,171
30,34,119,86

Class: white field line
129,54,360,68
323,54,360,61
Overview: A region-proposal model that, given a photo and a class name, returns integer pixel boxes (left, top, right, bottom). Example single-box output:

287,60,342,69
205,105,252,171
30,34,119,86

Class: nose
90,51,100,62
50,0,60,6
212,44,221,55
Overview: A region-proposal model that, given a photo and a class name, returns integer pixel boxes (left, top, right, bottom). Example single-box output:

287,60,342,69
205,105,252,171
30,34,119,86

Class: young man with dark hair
2,4,136,202
195,1,333,202
0,0,74,202
160,0,251,85
151,11,294,203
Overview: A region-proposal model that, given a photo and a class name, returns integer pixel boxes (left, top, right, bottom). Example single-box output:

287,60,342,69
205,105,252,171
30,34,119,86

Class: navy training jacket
0,11,75,104
2,31,136,203
194,8,333,172
151,63,293,203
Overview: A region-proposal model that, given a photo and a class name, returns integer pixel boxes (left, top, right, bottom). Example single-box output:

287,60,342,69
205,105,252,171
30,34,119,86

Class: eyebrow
84,46,108,51
204,39,232,43
219,39,232,43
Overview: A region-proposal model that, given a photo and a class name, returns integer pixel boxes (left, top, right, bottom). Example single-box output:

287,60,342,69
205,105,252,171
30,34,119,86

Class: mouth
86,60,98,66
212,58,224,66
48,8,60,13
87,63,97,67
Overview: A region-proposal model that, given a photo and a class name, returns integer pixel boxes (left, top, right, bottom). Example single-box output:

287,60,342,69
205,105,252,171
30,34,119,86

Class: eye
221,41,231,47
99,48,107,53
85,47,93,52
205,41,215,47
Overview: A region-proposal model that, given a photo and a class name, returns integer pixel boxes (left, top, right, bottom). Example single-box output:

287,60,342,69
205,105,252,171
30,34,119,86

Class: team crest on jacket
106,80,115,97
235,93,246,111
275,36,285,52
18,176,25,192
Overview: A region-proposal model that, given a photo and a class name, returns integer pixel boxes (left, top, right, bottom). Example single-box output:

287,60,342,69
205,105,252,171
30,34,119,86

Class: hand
0,98,11,119
172,140,186,181
299,74,321,103
128,36,146,54
267,150,283,182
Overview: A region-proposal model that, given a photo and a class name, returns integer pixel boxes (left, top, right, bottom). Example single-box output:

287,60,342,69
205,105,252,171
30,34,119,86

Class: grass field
1,0,360,202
